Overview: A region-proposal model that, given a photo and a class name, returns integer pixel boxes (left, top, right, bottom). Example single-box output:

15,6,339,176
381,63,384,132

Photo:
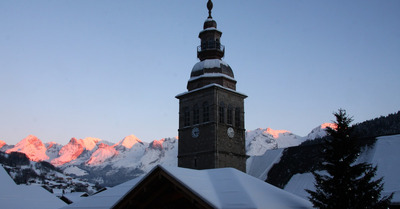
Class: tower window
193,104,200,125
219,102,225,123
203,102,209,123
227,105,233,125
235,108,241,127
184,107,190,127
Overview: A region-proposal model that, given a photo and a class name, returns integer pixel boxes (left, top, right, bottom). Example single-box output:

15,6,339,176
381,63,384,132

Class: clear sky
1,0,399,145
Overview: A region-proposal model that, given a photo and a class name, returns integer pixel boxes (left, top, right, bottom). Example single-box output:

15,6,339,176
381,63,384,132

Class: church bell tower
176,0,247,172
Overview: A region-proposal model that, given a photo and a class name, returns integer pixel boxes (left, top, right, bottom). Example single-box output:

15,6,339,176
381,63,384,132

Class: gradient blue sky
1,0,399,145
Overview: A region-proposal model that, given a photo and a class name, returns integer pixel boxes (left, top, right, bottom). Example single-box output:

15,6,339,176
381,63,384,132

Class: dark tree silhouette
306,109,392,209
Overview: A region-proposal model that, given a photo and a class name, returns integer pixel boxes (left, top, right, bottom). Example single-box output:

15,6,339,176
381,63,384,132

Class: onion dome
187,0,236,91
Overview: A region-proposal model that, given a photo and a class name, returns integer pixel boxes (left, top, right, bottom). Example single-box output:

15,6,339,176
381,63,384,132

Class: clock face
227,127,235,138
192,127,200,138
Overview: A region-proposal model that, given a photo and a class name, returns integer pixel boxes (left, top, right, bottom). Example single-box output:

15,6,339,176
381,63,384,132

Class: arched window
235,107,241,127
184,107,190,127
227,105,233,125
193,104,199,125
203,102,209,123
219,102,225,124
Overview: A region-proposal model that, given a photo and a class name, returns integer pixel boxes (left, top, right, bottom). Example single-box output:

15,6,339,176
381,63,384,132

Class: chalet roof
59,176,143,209
0,166,67,209
60,165,313,209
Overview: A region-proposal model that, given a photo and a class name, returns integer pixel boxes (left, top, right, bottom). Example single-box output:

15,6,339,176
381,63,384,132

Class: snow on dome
200,27,221,33
203,17,217,29
190,59,234,79
192,59,229,73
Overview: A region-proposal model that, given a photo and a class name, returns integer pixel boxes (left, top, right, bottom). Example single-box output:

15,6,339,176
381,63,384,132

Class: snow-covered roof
284,134,400,204
372,134,400,203
176,83,247,98
162,166,313,209
0,166,66,209
61,165,312,209
188,72,236,82
0,165,16,187
247,148,284,180
200,27,222,34
62,192,92,204
59,176,143,209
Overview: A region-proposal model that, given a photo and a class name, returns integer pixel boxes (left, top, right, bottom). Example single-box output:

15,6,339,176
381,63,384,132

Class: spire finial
207,0,213,18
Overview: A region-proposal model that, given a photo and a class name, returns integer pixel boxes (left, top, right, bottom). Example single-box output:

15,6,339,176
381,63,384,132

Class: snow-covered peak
149,139,164,150
45,142,63,160
246,128,303,156
0,140,6,149
86,143,118,165
140,137,178,172
114,135,142,149
148,137,178,151
80,137,102,151
5,135,49,161
265,128,291,138
51,138,85,166
306,123,336,140
321,122,336,130
46,141,60,149
69,137,80,145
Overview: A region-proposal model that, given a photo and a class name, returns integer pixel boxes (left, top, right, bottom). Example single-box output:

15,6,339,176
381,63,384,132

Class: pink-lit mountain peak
69,137,80,145
150,138,166,150
51,137,85,166
86,143,118,165
0,140,5,149
321,122,337,130
264,128,291,138
115,135,142,149
46,141,61,149
306,122,337,140
80,137,102,151
6,135,49,161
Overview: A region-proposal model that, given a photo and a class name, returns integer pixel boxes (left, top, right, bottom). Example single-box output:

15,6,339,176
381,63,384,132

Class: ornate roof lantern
188,0,236,91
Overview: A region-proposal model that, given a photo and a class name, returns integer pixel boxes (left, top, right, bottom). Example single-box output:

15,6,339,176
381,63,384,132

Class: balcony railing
197,41,225,53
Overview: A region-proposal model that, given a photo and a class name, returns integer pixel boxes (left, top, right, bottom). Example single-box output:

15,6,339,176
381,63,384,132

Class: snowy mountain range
0,124,332,186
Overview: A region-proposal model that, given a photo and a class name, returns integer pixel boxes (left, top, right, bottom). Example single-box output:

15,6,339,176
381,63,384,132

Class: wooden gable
112,166,214,209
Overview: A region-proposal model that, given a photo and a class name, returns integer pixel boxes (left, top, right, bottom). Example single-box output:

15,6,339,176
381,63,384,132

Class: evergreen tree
306,109,392,209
